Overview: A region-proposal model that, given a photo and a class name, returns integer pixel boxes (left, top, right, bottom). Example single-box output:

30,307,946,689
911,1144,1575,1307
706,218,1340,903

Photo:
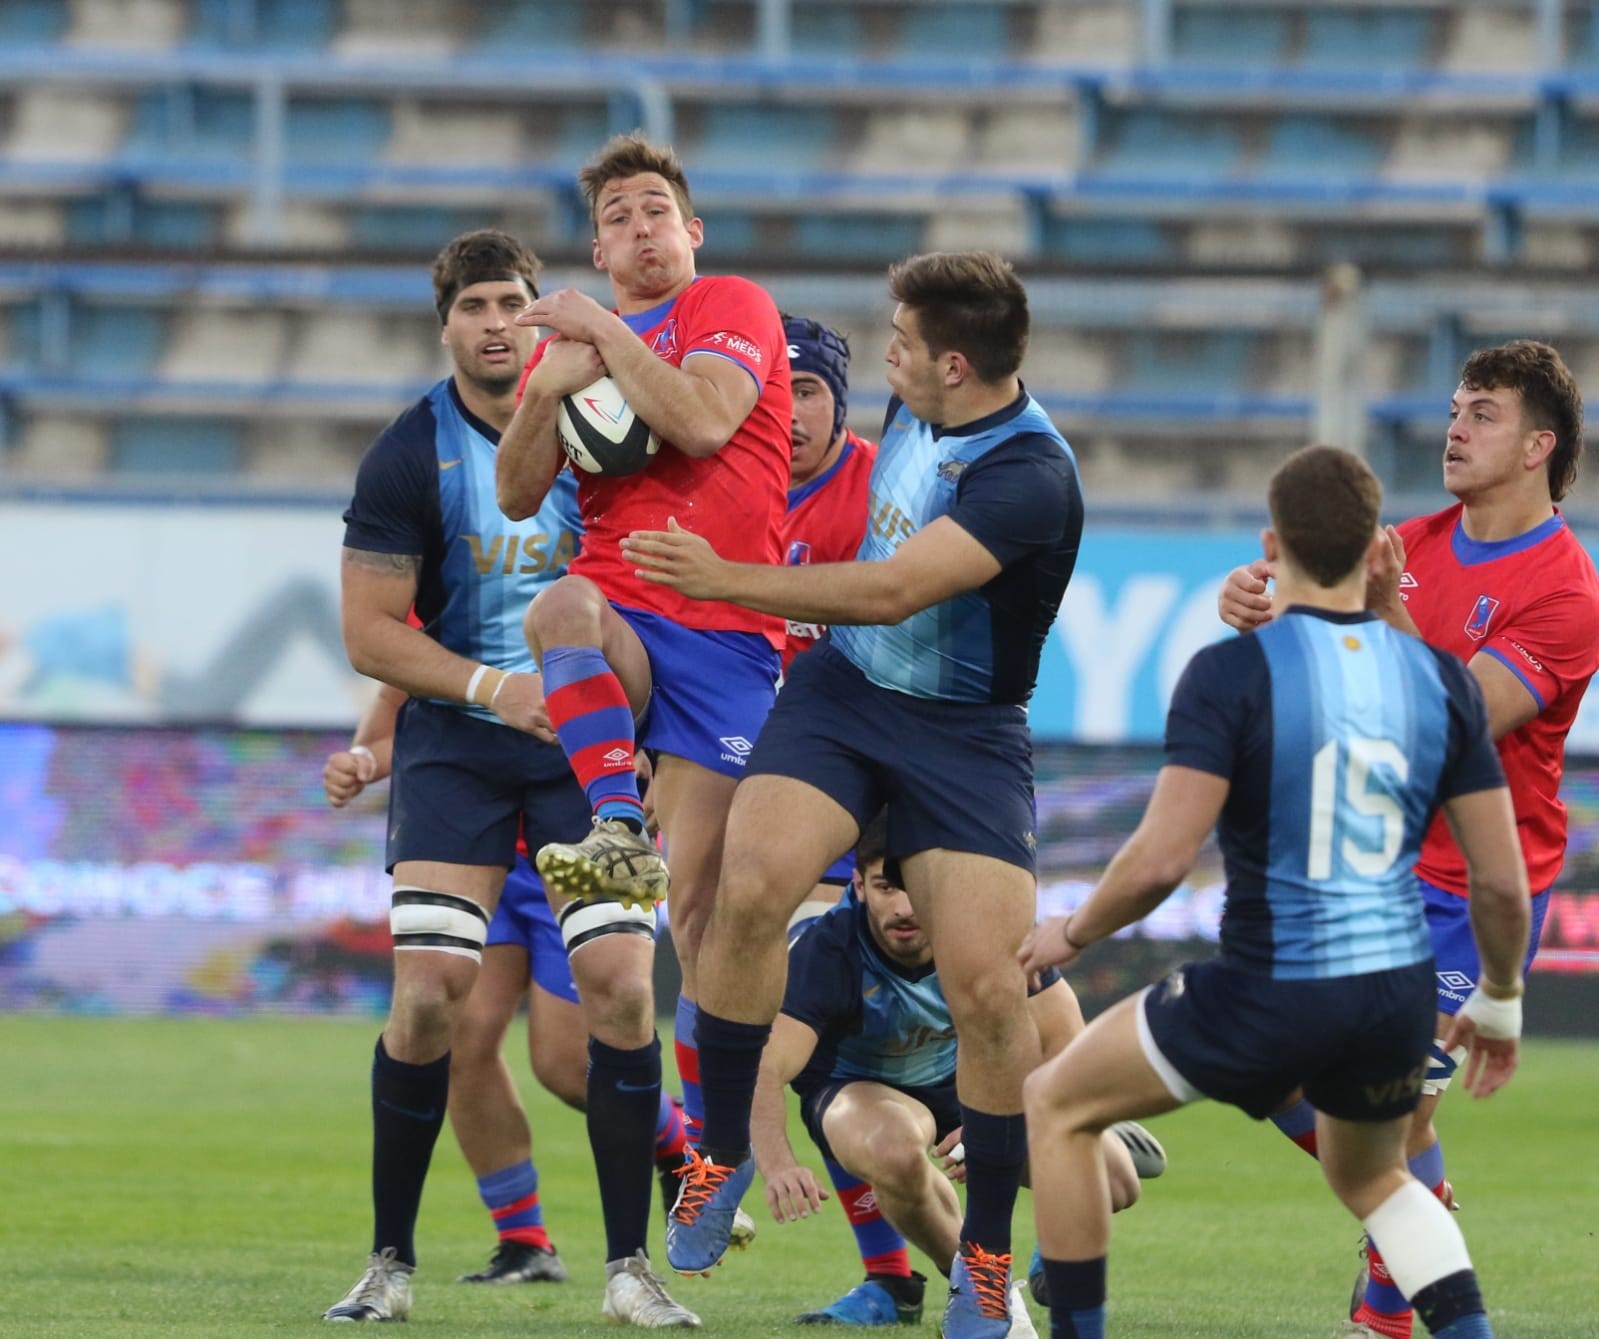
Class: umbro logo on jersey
1399,572,1418,588
1464,595,1500,641
602,747,632,764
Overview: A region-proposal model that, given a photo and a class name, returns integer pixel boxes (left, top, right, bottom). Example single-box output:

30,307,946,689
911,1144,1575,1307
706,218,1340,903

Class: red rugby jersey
778,431,876,670
1396,504,1599,896
519,274,790,646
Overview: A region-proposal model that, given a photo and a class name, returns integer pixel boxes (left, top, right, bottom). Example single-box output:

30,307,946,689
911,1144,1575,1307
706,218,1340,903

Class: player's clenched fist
324,746,378,808
1217,558,1275,632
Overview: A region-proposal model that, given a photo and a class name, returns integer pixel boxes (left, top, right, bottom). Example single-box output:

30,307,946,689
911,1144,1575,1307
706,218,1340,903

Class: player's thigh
900,849,1035,996
389,859,507,1000
525,575,653,716
1024,992,1186,1133
821,1083,938,1179
719,772,862,919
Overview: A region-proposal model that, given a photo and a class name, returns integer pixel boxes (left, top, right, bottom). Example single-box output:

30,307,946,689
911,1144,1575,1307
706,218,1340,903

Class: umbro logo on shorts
719,735,754,767
1436,970,1474,991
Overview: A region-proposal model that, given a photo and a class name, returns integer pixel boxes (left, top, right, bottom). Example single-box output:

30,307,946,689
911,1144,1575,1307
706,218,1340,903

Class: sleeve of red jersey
1479,583,1599,713
678,276,783,393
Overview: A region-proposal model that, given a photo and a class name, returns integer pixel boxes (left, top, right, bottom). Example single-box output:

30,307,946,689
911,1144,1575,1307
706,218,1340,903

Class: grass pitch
0,1016,1593,1338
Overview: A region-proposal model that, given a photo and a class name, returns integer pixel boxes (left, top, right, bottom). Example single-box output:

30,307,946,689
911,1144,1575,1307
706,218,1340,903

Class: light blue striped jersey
1165,607,1504,980
343,377,582,725
829,392,1081,705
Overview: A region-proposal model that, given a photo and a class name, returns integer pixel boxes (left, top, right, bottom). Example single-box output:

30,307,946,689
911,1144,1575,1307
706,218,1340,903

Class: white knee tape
390,886,489,962
1420,1038,1469,1097
558,898,657,954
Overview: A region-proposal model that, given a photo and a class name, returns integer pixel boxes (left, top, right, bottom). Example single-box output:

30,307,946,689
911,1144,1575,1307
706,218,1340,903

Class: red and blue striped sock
541,645,644,829
674,994,703,1147
824,1157,911,1277
477,1160,552,1250
654,1091,688,1165
1268,1097,1320,1157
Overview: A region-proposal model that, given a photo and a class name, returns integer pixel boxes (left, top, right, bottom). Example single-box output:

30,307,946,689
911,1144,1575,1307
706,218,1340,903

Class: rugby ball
557,375,661,477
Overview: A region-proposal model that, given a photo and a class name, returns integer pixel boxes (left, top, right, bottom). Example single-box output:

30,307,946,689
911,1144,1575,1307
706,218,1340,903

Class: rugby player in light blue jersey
1020,445,1530,1339
324,230,697,1328
627,251,1082,1339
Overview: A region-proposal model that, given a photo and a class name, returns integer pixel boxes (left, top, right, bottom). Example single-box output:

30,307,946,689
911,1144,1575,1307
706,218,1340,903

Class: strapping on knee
558,898,657,955
390,886,490,963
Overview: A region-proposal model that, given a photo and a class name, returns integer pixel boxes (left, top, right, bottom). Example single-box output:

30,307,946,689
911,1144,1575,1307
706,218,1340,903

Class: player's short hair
430,229,540,324
887,251,1029,384
1268,445,1382,587
855,812,889,874
580,131,695,230
1459,340,1585,501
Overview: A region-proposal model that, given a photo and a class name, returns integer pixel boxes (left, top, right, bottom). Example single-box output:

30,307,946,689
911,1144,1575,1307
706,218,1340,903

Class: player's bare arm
1019,766,1229,978
1466,649,1544,738
497,337,603,520
1439,784,1532,1098
624,514,1001,626
1217,557,1276,632
518,290,759,458
341,547,554,739
750,1015,828,1224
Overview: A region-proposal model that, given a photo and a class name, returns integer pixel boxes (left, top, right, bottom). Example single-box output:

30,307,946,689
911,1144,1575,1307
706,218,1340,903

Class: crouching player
756,820,1161,1330
1021,446,1530,1339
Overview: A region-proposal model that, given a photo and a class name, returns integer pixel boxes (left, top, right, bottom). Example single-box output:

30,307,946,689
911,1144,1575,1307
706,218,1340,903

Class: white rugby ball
557,375,661,477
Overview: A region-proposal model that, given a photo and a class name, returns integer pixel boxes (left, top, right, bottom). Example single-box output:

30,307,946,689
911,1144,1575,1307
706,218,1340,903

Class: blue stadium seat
1041,218,1176,265
1301,10,1431,69
349,206,481,252
65,200,218,249
1571,6,1599,68
1260,116,1386,179
696,105,838,171
1101,110,1244,175
0,0,68,45
791,7,864,59
558,105,619,163
190,0,339,51
1172,9,1290,65
1123,330,1254,393
74,306,170,378
123,87,255,165
479,0,587,52
110,417,244,476
285,99,392,165
897,5,1010,61
792,214,923,261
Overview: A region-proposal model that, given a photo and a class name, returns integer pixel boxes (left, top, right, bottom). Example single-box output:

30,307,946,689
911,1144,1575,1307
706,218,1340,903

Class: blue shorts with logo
1139,957,1437,1122
387,697,592,871
746,641,1037,873
1422,877,1550,1016
797,1076,961,1165
485,857,581,1005
614,604,780,779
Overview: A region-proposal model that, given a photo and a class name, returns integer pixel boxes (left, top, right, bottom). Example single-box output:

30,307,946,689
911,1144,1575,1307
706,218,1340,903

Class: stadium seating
2,0,1598,505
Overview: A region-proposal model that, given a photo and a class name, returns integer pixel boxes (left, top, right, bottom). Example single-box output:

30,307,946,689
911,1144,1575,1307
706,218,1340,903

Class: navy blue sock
692,1009,770,1165
371,1036,450,1267
1043,1257,1107,1339
958,1105,1027,1254
1414,1270,1492,1338
586,1035,662,1263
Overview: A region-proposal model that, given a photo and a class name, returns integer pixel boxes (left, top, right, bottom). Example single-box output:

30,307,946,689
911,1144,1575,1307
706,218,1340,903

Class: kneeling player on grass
1021,445,1530,1339
753,819,1161,1330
